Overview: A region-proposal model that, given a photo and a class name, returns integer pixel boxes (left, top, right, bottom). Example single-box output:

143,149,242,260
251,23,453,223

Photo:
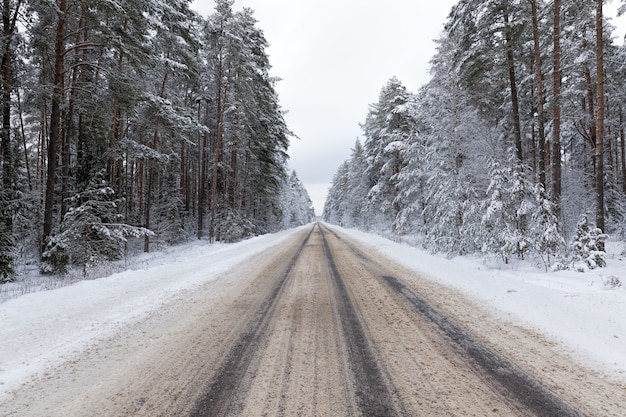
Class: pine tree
595,0,606,234
323,161,350,226
446,0,529,160
279,171,315,229
362,77,414,230
552,0,563,215
570,212,607,270
346,139,372,229
0,188,16,281
482,155,536,262
414,33,489,255
533,185,565,269
200,1,290,240
41,171,151,275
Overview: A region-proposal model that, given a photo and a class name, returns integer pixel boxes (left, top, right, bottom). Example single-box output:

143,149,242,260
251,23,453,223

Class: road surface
3,224,625,416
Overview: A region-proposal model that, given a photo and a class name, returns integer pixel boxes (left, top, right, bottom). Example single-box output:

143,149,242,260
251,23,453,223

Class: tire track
235,226,359,416
383,274,581,417
189,227,315,417
318,224,398,416
192,224,403,417
321,224,583,417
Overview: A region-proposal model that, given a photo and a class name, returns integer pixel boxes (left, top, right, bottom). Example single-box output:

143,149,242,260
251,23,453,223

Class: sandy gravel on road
232,231,357,416
2,224,625,416
331,229,626,417
1,229,313,417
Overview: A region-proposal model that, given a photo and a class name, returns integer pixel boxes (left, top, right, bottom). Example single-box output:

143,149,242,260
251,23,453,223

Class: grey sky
191,0,626,215
190,0,456,214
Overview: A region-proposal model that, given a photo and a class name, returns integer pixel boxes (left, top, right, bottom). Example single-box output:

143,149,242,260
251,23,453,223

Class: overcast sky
191,0,626,215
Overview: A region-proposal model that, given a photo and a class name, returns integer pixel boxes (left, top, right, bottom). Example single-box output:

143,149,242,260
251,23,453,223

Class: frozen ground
0,222,624,404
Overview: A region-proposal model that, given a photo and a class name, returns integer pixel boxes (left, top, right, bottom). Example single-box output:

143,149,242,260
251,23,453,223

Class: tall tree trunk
210,53,225,243
43,0,67,248
530,0,546,188
108,19,127,194
144,59,169,252
579,91,597,191
230,143,237,209
61,10,85,219
1,0,21,191
595,0,605,233
583,66,597,149
37,102,47,194
607,100,616,183
137,159,144,227
198,101,209,239
144,160,153,252
144,122,162,253
532,123,537,182
552,0,562,215
16,87,31,190
619,103,626,194
1,5,11,191
503,8,523,163
180,142,188,211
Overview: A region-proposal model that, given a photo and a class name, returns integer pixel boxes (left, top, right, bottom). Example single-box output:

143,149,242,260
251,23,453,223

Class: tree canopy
324,0,625,269
0,0,314,280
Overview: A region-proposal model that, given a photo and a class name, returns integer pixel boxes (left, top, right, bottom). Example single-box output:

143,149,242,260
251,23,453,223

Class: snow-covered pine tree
344,139,370,229
482,155,536,263
220,209,256,243
362,77,415,231
570,211,607,271
0,0,24,282
0,189,15,282
532,185,565,269
41,171,152,274
422,167,482,256
445,0,530,161
324,140,371,229
392,126,425,236
139,0,201,252
414,32,489,255
481,158,509,259
156,160,190,245
279,170,315,229
201,2,291,239
323,161,350,226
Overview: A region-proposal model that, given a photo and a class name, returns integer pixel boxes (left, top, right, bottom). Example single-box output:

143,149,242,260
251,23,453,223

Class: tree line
0,0,314,281
324,0,621,270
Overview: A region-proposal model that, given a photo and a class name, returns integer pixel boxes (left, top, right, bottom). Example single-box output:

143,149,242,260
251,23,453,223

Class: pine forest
324,0,623,271
0,0,315,281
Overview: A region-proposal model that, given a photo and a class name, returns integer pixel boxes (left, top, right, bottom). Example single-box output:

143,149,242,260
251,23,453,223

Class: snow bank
0,227,303,398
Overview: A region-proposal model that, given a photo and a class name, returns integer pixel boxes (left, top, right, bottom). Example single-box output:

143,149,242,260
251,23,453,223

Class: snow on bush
570,212,607,272
603,275,623,289
41,172,152,275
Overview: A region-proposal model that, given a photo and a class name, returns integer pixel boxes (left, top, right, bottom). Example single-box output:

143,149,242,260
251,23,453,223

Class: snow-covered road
0,227,301,405
0,223,624,416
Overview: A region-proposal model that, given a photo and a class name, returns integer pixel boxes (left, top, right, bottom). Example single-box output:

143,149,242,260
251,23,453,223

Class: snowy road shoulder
0,227,304,399
334,225,626,382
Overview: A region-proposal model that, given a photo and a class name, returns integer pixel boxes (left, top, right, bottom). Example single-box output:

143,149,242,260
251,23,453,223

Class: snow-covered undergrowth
1,239,209,303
